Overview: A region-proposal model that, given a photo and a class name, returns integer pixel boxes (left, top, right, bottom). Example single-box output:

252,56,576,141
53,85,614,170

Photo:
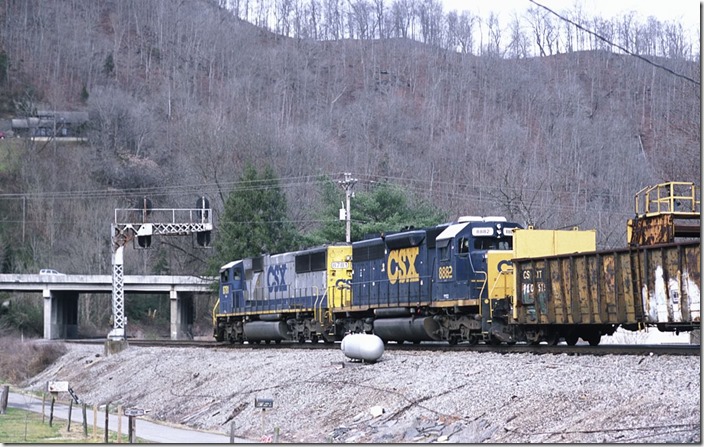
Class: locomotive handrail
313,287,322,324
489,267,513,299
476,270,488,301
212,297,220,327
635,181,700,218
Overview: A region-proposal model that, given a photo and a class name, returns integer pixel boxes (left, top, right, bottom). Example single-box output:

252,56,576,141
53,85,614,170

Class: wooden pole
93,404,98,439
82,403,88,437
41,393,46,424
104,402,110,443
117,405,122,443
67,399,73,431
0,384,9,414
127,416,137,443
229,422,235,443
49,395,55,427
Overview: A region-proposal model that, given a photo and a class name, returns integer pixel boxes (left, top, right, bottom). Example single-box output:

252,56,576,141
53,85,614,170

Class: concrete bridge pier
43,288,79,339
170,290,194,340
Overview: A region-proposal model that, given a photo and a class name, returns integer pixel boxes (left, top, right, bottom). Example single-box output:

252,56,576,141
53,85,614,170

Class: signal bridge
109,199,213,343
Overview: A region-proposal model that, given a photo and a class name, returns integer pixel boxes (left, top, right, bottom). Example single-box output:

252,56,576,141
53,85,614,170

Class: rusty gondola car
507,182,700,345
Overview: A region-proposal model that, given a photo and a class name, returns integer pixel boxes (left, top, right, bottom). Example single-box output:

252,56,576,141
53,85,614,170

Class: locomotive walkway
0,274,214,340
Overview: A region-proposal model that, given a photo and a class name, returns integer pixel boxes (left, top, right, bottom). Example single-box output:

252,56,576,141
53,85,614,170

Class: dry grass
0,336,67,384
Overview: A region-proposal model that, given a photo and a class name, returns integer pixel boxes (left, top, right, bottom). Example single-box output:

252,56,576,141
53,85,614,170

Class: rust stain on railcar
640,243,701,324
513,241,700,328
549,260,565,323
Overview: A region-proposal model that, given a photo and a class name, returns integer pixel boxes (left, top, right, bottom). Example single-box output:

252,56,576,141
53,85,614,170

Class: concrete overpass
0,274,215,340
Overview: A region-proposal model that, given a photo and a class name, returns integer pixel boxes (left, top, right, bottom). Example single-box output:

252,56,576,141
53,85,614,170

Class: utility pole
338,173,357,243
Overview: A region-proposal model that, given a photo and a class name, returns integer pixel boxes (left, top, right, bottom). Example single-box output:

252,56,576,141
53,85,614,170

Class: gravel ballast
24,343,700,443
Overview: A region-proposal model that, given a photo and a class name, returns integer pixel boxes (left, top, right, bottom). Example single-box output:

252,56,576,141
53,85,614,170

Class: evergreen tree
304,179,448,245
210,164,299,273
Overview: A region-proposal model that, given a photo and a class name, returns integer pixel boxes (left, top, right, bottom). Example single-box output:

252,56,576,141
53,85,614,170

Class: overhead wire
0,171,636,219
527,0,700,86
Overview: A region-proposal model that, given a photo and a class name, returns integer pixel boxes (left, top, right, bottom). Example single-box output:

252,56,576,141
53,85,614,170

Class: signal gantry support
108,198,212,342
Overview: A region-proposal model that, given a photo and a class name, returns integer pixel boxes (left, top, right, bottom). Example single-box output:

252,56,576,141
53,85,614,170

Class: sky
441,0,701,34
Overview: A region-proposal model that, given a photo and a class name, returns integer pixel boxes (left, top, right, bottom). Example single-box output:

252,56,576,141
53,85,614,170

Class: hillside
0,0,699,284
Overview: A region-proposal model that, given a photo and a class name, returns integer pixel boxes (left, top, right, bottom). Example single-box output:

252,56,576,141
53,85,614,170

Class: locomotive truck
213,181,700,345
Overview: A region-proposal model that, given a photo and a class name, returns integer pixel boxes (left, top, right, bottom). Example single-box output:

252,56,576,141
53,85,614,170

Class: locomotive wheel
545,334,560,346
467,335,479,345
586,333,601,346
275,339,282,344
448,335,460,345
545,332,560,346
487,335,502,346
311,334,319,344
322,333,336,344
265,340,271,345
565,334,579,346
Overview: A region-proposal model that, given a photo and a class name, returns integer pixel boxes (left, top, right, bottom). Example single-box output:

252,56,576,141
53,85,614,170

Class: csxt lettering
387,247,420,284
267,265,288,293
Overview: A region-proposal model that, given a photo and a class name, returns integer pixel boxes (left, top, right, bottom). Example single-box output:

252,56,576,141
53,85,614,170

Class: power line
527,0,700,86
0,170,652,219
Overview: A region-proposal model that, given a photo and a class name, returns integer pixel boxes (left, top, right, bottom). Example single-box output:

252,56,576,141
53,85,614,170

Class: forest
0,0,699,336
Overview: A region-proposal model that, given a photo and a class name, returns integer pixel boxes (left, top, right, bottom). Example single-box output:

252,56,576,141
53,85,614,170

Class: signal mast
108,197,212,345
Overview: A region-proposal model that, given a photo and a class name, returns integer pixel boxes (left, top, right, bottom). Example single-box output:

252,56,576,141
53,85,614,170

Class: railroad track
66,338,700,356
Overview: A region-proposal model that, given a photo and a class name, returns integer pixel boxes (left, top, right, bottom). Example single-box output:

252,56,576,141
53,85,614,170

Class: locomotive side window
473,239,513,250
458,237,469,254
437,239,450,261
233,270,241,281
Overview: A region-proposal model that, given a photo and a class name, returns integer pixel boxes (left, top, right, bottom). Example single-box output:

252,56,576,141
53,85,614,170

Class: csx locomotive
213,182,701,345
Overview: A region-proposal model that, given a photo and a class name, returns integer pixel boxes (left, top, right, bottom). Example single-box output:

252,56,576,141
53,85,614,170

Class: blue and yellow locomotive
213,216,522,344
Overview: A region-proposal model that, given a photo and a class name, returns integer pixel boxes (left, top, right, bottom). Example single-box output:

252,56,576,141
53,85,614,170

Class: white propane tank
340,333,384,362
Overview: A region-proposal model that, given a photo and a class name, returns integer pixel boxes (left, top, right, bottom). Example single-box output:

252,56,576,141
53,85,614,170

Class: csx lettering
522,269,543,280
267,265,288,293
387,247,420,284
438,265,453,279
497,260,513,272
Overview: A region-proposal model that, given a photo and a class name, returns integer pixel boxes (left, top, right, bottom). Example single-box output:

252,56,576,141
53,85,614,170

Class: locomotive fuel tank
372,317,441,342
243,320,289,341
341,333,385,362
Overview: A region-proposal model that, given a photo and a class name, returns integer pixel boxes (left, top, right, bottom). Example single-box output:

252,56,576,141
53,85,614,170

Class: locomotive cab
434,216,520,303
219,260,246,313
433,216,521,344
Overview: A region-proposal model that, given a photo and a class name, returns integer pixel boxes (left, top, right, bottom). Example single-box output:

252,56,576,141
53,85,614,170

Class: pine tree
304,179,448,245
210,165,299,273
